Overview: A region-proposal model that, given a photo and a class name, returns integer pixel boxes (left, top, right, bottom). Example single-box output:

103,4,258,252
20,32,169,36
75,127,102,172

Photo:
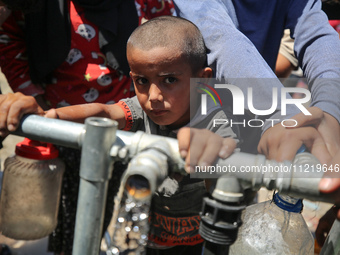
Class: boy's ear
199,67,213,78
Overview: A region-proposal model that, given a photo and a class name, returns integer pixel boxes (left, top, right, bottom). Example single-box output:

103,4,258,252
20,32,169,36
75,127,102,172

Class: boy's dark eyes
135,77,178,85
164,77,177,84
136,77,148,85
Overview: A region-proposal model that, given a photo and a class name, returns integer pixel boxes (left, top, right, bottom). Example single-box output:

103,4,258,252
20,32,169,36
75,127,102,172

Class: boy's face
128,46,210,129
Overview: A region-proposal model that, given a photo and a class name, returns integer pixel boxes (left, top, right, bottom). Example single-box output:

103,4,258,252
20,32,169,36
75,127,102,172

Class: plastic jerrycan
0,138,65,240
229,192,314,255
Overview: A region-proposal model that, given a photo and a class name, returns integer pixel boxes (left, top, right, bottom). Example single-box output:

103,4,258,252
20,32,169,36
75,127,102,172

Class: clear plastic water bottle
229,192,314,255
0,138,65,240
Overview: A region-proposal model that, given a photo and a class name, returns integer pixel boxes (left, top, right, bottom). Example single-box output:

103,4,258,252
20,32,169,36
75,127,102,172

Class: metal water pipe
13,114,183,255
13,114,340,254
72,117,118,255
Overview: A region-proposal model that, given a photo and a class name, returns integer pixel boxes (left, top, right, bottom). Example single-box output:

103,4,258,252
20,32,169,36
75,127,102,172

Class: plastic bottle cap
15,138,59,160
273,192,303,213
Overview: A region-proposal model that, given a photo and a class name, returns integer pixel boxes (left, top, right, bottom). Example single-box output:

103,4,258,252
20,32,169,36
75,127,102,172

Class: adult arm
276,29,299,78
174,0,335,162
173,0,301,132
287,0,340,157
291,0,340,123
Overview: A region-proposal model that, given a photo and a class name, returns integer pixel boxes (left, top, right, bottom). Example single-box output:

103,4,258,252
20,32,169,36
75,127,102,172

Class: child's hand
0,92,44,137
177,127,236,173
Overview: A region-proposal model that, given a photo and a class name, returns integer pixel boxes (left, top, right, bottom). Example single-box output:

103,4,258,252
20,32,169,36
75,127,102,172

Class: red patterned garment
136,0,176,24
329,20,340,33
0,0,175,108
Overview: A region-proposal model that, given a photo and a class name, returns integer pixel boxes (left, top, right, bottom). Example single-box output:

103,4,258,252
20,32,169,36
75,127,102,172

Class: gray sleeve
290,0,340,122
207,110,238,140
173,0,301,132
193,108,238,141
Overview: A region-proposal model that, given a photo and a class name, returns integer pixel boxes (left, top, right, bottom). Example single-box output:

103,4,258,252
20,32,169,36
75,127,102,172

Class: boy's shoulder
192,106,237,139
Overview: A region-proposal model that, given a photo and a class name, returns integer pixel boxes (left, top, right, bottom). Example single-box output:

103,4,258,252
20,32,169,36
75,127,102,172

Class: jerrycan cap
15,138,59,160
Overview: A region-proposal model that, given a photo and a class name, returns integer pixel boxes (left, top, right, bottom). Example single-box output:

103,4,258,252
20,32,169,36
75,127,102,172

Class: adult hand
177,127,236,174
258,107,333,164
289,107,340,159
0,92,44,137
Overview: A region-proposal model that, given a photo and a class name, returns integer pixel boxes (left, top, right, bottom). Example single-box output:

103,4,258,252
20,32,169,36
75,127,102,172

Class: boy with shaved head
0,16,237,254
